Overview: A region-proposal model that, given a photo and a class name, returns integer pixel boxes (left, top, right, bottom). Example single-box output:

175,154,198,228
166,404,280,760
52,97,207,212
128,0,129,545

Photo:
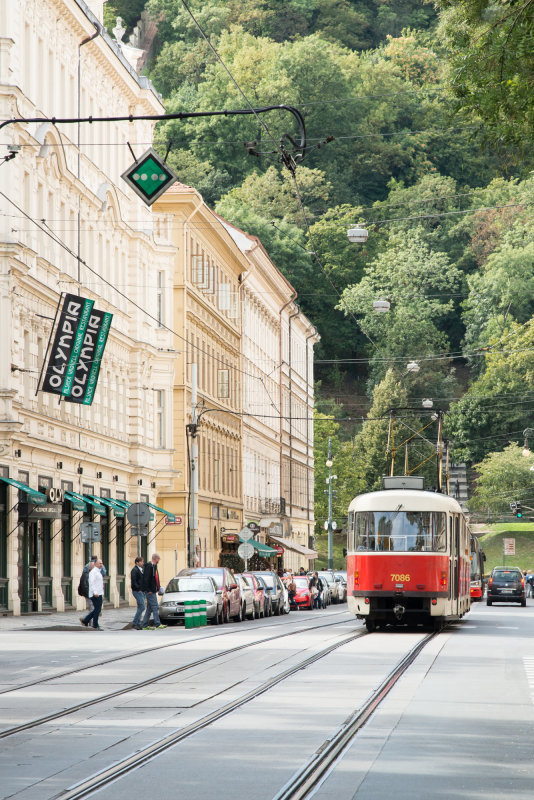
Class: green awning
87,495,125,518
64,491,87,512
147,502,175,523
79,494,107,515
0,476,47,505
239,534,277,556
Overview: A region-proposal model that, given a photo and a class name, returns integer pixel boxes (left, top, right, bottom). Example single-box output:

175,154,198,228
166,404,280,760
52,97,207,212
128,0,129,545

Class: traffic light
510,501,523,518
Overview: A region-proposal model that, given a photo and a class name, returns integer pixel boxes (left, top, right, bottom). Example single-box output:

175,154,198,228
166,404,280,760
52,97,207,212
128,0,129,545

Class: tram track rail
0,614,355,740
51,628,367,800
0,610,348,696
272,630,437,800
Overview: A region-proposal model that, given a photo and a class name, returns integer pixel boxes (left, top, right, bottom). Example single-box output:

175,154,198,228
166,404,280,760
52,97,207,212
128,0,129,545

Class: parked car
160,575,223,625
291,575,313,609
318,571,340,604
235,574,256,620
242,572,266,618
255,574,273,616
178,567,242,621
334,571,347,602
487,566,526,606
252,571,285,615
280,581,291,614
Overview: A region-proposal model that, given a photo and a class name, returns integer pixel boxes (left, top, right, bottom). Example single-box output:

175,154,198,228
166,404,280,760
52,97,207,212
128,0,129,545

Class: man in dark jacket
130,556,145,630
141,553,166,629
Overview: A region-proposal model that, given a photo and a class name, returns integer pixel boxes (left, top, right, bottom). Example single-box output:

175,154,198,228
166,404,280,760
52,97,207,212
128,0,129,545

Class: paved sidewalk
0,605,135,631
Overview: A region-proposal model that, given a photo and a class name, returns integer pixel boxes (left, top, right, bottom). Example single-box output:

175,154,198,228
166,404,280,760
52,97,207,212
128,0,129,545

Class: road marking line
523,657,534,705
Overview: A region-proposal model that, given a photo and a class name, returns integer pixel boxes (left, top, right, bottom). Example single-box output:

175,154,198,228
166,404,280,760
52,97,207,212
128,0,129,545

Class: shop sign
222,534,239,543
165,515,183,525
65,309,113,406
47,487,64,503
41,293,94,397
275,545,285,555
18,502,63,520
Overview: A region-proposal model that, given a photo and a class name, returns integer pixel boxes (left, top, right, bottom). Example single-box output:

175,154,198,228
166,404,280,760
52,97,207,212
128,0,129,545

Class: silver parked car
318,571,341,604
235,574,256,620
160,575,223,625
334,571,347,602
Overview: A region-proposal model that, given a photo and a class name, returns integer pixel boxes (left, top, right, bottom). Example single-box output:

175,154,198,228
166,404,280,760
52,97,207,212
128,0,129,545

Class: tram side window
347,511,355,551
355,511,447,552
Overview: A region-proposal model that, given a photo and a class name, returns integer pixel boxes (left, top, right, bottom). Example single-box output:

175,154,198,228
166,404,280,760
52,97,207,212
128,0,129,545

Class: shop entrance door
20,521,39,612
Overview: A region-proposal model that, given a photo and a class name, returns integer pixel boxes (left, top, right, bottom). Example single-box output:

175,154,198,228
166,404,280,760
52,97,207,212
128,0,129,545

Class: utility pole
326,437,335,571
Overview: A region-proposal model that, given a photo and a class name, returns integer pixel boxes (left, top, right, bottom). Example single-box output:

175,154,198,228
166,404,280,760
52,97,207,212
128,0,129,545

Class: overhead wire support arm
0,105,307,167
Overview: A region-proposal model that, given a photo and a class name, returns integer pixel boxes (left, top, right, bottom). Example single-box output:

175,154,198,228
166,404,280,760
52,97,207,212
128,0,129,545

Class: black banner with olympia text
64,309,113,405
41,294,94,396
41,294,112,405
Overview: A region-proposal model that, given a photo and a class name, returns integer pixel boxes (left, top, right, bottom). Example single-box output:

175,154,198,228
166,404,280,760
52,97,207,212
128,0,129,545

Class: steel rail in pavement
0,615,355,739
272,630,437,800
52,629,365,800
0,609,347,696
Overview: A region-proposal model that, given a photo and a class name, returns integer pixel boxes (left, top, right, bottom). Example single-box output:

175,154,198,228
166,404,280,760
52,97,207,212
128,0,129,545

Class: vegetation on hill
478,524,534,574
136,0,534,533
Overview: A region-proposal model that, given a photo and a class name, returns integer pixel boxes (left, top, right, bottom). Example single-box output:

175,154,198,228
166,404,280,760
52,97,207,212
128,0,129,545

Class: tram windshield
353,511,447,552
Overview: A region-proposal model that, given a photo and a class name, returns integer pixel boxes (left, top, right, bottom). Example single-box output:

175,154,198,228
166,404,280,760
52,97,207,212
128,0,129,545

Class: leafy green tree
445,319,534,464
313,409,365,538
437,0,534,153
470,444,534,514
339,228,461,390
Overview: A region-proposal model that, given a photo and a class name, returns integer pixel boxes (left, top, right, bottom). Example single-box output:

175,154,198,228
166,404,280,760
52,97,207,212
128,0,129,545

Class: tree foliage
470,444,534,514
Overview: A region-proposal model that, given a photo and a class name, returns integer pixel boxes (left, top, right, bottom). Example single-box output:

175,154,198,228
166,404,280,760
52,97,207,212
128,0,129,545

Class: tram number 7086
390,573,411,582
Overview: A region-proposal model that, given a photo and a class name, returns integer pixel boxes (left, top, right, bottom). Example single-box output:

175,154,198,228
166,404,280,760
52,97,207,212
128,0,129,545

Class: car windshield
493,570,521,581
319,573,334,584
257,573,275,588
354,511,447,552
294,577,309,588
242,575,255,588
166,578,214,593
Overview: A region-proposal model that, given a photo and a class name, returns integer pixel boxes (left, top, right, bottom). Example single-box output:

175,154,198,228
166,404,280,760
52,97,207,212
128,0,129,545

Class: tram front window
355,511,447,552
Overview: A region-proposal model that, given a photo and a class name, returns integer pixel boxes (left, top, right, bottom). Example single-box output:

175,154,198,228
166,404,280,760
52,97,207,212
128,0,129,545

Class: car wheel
234,603,244,622
224,602,231,623
521,599,527,607
365,619,376,633
486,599,492,606
249,604,256,620
275,598,281,616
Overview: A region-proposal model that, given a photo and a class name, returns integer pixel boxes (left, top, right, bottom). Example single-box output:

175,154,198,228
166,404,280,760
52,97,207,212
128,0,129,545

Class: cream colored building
0,0,177,614
153,185,246,579
220,221,319,572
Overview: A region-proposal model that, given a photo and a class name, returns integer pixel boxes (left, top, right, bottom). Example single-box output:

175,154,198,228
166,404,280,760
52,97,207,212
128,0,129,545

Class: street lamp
406,361,420,373
422,398,433,409
347,225,368,243
372,299,390,313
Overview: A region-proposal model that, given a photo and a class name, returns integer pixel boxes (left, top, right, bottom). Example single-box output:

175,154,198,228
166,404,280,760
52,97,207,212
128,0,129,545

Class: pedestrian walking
310,571,322,609
141,553,166,630
130,556,145,630
80,558,104,630
83,554,107,576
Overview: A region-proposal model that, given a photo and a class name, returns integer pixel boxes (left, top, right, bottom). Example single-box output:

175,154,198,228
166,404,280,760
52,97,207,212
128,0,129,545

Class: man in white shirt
80,557,104,630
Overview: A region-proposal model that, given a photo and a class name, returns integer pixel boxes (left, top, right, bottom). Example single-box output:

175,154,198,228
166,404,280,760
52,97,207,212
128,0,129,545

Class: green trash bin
184,600,194,629
198,599,207,626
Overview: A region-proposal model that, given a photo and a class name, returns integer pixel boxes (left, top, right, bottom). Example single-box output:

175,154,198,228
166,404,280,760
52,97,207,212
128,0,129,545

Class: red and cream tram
346,476,471,631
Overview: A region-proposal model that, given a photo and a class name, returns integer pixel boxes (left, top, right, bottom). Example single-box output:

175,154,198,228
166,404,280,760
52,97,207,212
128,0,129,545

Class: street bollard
198,599,207,626
184,600,193,629
193,599,200,627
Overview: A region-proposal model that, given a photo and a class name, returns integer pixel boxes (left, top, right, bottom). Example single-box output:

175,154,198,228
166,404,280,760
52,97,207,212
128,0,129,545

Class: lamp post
325,438,337,570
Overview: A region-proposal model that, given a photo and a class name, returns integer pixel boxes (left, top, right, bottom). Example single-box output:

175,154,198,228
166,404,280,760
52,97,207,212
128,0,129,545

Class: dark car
252,571,285,615
487,567,526,606
178,567,243,621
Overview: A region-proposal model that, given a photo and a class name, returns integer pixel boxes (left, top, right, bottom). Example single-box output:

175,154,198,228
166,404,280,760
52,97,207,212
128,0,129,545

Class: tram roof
348,489,464,514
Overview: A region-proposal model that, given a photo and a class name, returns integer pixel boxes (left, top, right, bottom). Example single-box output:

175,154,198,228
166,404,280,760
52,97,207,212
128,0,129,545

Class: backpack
77,570,89,598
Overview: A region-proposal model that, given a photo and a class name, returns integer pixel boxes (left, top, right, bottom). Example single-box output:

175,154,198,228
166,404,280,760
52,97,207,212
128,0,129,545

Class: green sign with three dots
121,147,178,206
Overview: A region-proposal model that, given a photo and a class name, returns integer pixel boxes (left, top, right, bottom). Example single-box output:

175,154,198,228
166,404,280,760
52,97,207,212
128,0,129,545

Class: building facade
153,185,246,579
220,221,319,572
0,0,177,614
